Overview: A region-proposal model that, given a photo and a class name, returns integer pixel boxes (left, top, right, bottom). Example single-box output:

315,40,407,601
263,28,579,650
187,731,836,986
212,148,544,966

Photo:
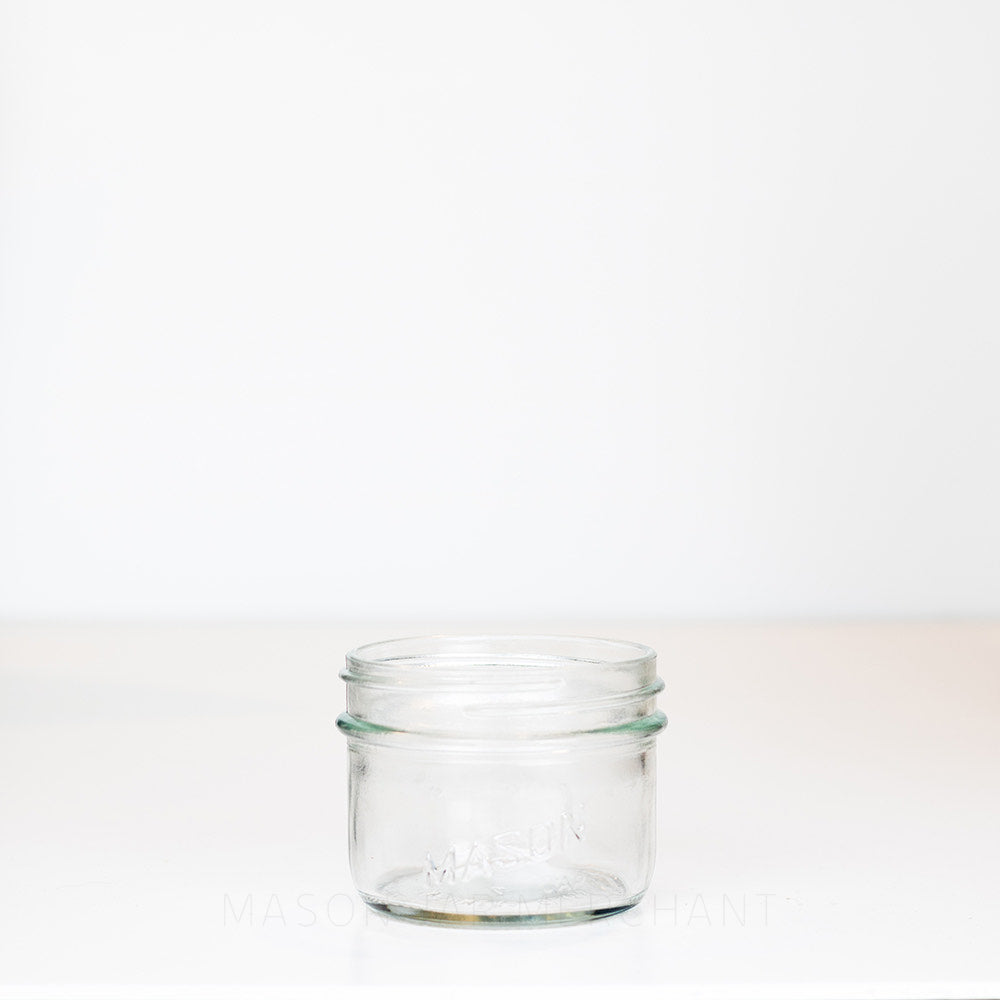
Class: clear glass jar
337,635,667,926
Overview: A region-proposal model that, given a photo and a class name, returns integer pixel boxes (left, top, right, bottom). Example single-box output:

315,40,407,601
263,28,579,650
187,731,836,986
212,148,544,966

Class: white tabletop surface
1,622,998,999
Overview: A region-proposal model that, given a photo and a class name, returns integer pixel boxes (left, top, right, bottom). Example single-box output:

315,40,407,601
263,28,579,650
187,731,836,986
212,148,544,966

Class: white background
2,0,999,621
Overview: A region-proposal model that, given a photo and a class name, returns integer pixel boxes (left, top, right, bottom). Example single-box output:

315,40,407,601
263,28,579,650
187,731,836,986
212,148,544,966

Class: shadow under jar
337,635,667,927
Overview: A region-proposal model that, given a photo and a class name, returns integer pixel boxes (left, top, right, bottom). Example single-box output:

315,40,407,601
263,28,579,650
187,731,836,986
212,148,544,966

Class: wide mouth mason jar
337,635,666,926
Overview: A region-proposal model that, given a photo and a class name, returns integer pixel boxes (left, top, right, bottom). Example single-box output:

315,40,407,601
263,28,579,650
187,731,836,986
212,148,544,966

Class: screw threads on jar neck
338,635,666,741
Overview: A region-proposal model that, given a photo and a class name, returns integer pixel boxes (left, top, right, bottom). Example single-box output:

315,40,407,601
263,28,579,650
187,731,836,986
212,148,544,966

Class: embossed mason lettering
424,806,586,887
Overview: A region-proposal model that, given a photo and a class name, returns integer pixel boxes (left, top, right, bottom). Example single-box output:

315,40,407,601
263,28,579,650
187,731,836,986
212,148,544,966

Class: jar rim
345,634,656,675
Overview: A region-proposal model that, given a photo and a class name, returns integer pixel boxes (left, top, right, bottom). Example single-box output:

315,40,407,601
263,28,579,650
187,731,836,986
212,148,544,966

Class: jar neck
339,635,666,742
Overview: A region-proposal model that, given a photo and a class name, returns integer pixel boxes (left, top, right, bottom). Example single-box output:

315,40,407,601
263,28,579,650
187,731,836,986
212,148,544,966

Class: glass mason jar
337,635,666,926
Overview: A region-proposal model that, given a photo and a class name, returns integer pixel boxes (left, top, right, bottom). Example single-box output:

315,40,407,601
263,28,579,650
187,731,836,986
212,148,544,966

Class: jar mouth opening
341,635,663,740
345,634,656,675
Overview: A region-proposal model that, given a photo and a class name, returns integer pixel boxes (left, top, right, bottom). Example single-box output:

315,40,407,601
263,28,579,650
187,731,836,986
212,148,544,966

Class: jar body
338,635,665,926
345,734,657,923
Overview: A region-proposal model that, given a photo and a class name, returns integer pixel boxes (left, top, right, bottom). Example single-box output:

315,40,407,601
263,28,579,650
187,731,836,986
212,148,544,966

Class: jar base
359,888,645,928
